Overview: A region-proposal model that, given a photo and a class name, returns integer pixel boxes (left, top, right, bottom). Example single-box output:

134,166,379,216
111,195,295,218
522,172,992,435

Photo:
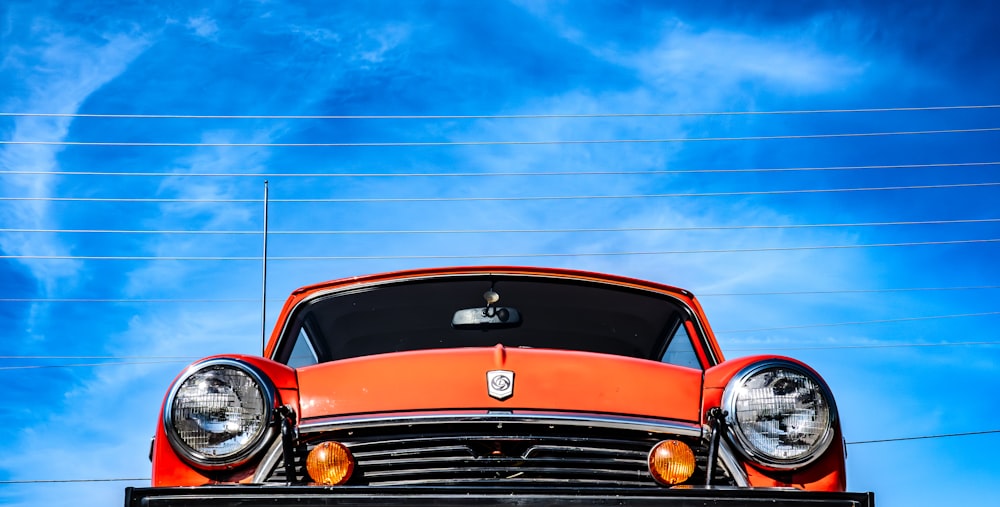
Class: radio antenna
261,180,270,356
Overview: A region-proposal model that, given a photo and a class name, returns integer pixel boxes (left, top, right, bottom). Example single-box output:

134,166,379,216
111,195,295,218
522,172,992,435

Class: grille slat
346,435,653,451
351,445,476,459
367,477,655,487
360,456,647,469
525,444,647,458
362,465,647,479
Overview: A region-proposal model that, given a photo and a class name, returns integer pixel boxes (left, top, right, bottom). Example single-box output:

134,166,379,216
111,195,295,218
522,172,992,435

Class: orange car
126,266,874,506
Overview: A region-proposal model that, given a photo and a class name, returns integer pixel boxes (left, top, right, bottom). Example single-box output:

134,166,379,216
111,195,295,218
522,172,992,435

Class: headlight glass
723,361,835,468
164,360,275,468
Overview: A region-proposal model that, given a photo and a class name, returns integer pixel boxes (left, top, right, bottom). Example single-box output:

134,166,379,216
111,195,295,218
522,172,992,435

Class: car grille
263,420,735,487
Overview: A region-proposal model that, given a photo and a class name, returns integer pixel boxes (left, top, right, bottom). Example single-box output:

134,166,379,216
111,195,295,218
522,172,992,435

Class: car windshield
281,276,700,367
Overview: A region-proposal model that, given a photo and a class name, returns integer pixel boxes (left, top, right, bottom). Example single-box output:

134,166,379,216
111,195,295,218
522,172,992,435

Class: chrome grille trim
253,412,739,487
254,439,285,484
297,411,703,437
717,437,750,487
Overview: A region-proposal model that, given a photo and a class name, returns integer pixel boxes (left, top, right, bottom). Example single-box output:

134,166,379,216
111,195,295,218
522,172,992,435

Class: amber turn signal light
648,439,696,485
306,441,355,485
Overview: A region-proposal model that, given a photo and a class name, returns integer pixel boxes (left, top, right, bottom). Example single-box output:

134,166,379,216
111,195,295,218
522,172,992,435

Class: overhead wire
2,182,999,203
0,298,260,302
847,429,1000,445
1,355,199,359
0,298,259,302
3,218,1000,236
3,238,1000,261
0,360,193,371
3,127,1000,147
725,340,1000,352
0,478,149,485
698,285,1000,296
2,161,1000,177
2,103,999,119
3,286,1000,304
715,311,1000,334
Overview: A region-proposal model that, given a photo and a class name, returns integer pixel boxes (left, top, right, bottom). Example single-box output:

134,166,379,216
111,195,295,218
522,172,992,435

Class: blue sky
1,1,998,506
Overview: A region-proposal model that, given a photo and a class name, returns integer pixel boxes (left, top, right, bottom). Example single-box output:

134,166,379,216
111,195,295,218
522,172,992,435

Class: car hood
296,345,703,423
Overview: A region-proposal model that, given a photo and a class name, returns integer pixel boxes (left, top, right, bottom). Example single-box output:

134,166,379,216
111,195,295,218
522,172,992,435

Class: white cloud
186,15,219,39
516,7,867,97
629,24,866,94
0,25,150,294
357,24,410,63
289,25,340,46
287,20,409,65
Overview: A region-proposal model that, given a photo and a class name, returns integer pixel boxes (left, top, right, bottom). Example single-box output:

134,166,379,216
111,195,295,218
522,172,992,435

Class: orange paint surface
297,345,703,422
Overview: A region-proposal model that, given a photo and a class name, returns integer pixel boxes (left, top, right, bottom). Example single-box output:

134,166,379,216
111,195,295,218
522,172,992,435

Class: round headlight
722,360,836,469
163,359,276,469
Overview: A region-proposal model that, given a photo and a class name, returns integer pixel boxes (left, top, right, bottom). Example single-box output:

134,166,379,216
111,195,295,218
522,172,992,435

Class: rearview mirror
452,307,522,328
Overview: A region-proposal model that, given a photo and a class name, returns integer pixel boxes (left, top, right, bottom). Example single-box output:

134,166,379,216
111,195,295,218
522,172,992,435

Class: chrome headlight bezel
163,358,277,469
721,360,837,470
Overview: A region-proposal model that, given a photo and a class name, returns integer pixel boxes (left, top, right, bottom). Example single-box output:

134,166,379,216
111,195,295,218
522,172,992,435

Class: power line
725,340,1000,351
715,311,1000,334
3,218,1000,236
0,478,149,485
0,196,257,203
2,104,999,119
0,228,260,234
847,429,1000,445
3,238,999,261
3,286,999,304
0,298,259,302
3,127,1000,147
1,355,197,359
2,181,998,203
3,161,1000,177
699,285,1000,296
0,360,191,371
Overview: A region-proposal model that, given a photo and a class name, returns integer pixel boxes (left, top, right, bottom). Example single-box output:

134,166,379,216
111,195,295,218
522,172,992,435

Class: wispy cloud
186,15,219,40
0,23,150,290
287,20,410,65
629,23,866,94
519,6,867,99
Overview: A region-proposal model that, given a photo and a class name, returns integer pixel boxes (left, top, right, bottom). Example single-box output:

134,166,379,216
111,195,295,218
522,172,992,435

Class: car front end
127,266,873,506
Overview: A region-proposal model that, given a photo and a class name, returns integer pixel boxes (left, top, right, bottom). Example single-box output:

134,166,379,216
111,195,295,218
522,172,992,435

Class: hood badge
487,370,514,400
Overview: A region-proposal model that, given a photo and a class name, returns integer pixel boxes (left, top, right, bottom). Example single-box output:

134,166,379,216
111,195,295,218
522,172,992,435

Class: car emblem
487,370,514,400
